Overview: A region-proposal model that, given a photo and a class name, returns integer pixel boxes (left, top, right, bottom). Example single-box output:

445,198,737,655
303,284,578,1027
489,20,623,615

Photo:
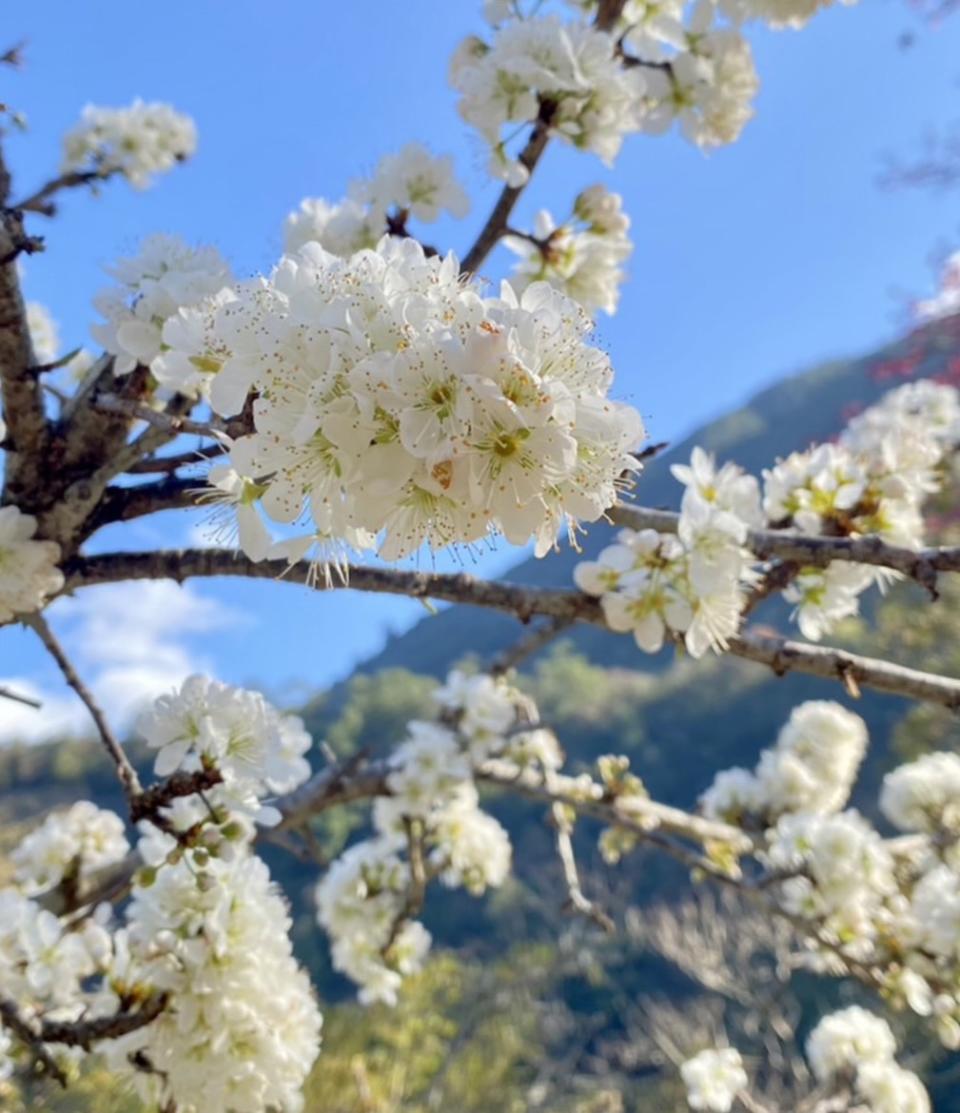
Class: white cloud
0,581,246,745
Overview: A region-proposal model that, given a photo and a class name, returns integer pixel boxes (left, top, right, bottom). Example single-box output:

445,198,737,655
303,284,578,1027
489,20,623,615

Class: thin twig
0,683,41,708
12,167,115,217
549,797,615,932
25,612,142,798
489,616,573,676
94,394,229,440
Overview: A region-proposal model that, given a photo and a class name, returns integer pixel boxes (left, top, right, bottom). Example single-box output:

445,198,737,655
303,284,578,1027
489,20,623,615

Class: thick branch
0,148,50,504
90,476,201,531
65,549,960,710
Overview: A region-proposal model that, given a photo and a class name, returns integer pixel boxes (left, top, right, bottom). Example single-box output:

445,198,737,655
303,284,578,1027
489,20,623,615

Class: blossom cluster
682,1007,928,1112
576,447,761,656
12,801,129,897
679,1046,747,1112
578,379,960,654
699,700,867,824
451,15,647,184
504,184,632,315
285,143,469,260
457,0,859,184
697,701,960,1050
0,505,64,624
0,886,112,1024
61,100,197,189
136,673,313,826
93,233,233,381
166,235,643,562
315,669,559,1004
805,1007,929,1113
0,676,325,1110
718,0,858,28
106,824,322,1113
456,0,842,183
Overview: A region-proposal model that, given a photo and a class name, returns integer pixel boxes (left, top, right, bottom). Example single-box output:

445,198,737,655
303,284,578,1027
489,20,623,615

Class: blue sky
2,0,959,738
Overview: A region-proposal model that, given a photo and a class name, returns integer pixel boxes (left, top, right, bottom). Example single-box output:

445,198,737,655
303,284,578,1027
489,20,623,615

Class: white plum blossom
0,886,108,1015
841,379,960,499
451,16,647,184
93,234,232,380
782,562,875,642
430,785,512,895
802,1007,930,1111
373,721,473,834
108,845,322,1112
61,101,196,188
27,301,59,364
754,701,867,816
578,511,752,658
700,701,867,822
855,1061,930,1113
680,1047,748,1111
640,5,759,149
915,248,960,322
805,1006,898,1082
136,675,312,825
0,505,64,623
171,236,643,562
316,669,530,1002
880,751,960,835
12,802,129,897
284,197,383,257
505,185,632,315
720,0,860,29
907,865,960,961
315,837,430,1005
672,446,763,528
765,811,896,955
356,143,470,223
284,146,466,264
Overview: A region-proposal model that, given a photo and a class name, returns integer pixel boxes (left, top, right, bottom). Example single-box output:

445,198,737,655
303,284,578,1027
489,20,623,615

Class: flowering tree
2,2,960,1110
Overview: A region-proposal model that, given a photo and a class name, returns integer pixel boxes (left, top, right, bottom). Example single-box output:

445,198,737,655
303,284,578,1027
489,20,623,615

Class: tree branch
64,548,960,710
0,990,167,1086
0,144,51,505
611,504,960,593
0,683,41,708
25,612,142,798
11,168,115,217
549,796,616,932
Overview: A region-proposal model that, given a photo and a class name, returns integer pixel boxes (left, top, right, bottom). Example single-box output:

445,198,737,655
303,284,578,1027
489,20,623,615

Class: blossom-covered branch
64,548,960,709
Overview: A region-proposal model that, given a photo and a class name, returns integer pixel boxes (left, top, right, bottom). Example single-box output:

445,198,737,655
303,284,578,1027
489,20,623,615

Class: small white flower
0,505,64,623
680,1047,748,1112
